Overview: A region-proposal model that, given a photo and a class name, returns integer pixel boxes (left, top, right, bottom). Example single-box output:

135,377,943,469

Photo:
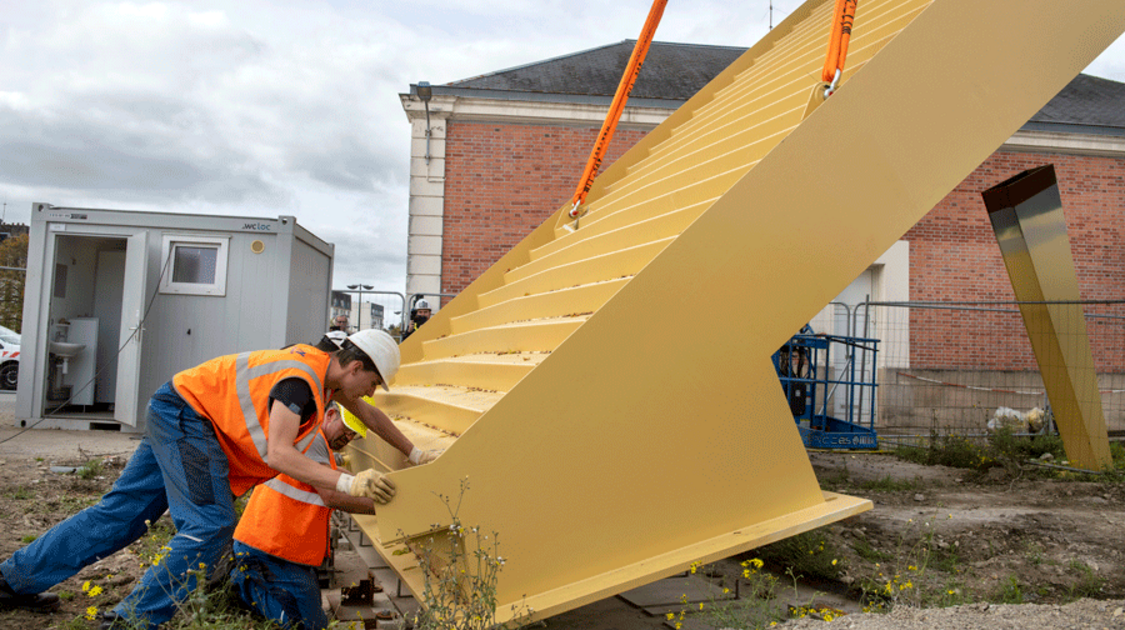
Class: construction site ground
1,399,1123,629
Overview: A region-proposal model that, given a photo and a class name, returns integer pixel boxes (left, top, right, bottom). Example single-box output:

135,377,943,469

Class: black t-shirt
269,377,318,424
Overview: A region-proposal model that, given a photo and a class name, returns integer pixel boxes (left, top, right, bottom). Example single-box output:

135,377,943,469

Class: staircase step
422,318,586,360
396,352,546,391
480,238,673,308
375,384,506,437
518,207,703,282
450,279,628,333
578,167,747,234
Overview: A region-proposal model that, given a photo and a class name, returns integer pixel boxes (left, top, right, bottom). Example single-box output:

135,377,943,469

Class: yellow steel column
981,165,1113,471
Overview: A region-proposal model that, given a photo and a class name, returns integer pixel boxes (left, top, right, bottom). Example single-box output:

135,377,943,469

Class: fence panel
864,300,1125,436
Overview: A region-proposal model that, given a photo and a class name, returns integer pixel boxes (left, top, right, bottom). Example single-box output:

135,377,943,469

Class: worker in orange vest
230,402,380,629
0,330,434,629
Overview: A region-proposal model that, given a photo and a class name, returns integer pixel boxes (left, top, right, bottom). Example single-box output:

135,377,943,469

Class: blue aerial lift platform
773,326,879,449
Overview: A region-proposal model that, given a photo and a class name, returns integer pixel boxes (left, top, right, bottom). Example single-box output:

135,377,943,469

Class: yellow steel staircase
346,0,1125,622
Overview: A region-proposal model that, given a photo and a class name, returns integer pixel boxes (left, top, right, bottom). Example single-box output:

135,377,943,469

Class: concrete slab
620,574,736,609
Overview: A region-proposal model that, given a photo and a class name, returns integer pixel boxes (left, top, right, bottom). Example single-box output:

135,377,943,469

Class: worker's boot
0,574,61,613
98,610,126,629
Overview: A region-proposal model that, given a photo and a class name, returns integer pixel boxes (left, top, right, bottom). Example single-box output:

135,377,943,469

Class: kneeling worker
0,330,426,629
232,402,402,629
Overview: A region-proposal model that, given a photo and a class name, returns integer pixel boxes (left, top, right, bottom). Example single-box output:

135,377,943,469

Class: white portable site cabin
17,203,334,433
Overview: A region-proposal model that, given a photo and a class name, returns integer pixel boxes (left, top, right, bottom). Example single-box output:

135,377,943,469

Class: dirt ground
807,450,1125,606
1,426,1123,629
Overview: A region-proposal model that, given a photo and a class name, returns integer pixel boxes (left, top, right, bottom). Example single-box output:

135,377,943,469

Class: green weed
7,486,33,500
855,475,921,493
407,477,529,630
77,458,105,480
852,538,894,563
934,580,969,608
756,531,842,582
894,429,986,471
1064,560,1105,600
994,575,1023,603
55,618,89,630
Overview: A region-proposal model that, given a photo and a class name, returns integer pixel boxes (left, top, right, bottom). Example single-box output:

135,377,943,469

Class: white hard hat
416,299,431,310
346,329,400,391
324,330,347,348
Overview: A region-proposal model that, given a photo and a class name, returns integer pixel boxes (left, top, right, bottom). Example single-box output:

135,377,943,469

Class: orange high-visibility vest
233,430,335,566
173,345,331,496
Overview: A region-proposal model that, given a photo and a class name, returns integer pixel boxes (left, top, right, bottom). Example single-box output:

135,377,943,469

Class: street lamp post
346,284,374,330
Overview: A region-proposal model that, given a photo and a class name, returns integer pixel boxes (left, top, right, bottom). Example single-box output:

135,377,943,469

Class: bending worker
231,402,378,629
0,330,435,629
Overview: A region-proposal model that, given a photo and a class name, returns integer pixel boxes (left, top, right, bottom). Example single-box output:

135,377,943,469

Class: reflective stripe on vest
173,345,331,496
261,477,327,507
233,430,335,566
234,352,325,464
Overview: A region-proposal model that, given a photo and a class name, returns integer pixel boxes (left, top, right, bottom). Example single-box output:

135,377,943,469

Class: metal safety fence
852,300,1125,440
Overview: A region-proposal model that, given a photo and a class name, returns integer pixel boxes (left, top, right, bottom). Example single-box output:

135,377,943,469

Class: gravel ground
780,598,1125,629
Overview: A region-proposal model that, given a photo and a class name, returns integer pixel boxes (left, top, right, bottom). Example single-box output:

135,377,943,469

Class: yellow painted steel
343,0,1125,623
983,166,1113,471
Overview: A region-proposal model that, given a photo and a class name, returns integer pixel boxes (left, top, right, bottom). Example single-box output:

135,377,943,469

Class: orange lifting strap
821,0,857,95
569,0,668,219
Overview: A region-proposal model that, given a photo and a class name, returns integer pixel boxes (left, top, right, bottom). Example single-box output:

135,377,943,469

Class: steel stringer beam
345,0,1125,624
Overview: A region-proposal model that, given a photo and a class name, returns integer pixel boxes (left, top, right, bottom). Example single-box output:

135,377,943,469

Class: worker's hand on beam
341,469,396,503
408,447,442,465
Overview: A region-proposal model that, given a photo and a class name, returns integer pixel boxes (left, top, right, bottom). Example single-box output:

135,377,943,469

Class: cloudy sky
2,0,1123,319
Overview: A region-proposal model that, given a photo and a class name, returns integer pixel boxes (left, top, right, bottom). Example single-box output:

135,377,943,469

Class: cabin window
159,235,229,296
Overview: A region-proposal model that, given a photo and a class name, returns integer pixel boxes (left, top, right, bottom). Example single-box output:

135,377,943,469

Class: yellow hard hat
339,405,368,438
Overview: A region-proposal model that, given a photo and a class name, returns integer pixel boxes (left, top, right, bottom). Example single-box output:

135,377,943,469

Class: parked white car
0,325,21,390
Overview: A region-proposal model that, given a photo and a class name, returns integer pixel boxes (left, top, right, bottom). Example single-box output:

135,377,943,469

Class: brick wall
903,151,1125,371
441,120,650,295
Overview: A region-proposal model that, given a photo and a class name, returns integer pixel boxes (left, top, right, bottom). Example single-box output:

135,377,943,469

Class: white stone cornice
1001,129,1125,158
402,94,673,130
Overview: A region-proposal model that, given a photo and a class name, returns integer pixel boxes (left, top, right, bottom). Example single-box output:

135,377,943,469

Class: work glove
408,447,442,466
337,469,396,503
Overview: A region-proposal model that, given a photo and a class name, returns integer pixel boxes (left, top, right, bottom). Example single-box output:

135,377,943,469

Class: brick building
401,40,1123,306
400,41,1125,429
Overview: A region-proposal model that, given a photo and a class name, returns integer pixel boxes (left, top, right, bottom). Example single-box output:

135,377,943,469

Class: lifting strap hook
821,0,857,98
567,0,668,227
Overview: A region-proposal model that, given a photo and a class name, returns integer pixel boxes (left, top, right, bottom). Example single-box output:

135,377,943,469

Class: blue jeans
1,382,237,629
230,540,327,630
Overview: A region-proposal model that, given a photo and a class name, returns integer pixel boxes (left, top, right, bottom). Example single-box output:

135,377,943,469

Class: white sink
49,341,85,358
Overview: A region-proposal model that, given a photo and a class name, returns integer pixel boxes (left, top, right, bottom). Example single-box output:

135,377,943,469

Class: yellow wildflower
88,585,103,597
86,606,99,620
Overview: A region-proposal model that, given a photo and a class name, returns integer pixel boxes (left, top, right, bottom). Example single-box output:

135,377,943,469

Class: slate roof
1028,74,1125,133
427,40,1125,132
446,40,744,103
